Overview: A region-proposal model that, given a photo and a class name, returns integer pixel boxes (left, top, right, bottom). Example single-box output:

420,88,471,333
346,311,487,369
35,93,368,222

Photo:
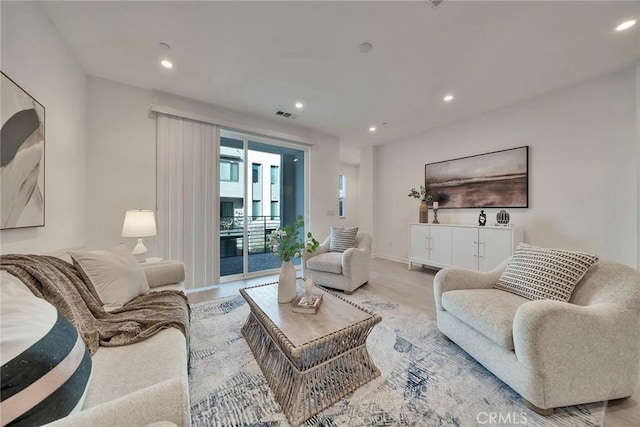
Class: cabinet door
428,226,452,266
409,224,430,263
451,227,479,270
478,228,512,271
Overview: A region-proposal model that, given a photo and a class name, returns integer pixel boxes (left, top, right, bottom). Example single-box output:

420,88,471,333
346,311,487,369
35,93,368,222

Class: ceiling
41,1,639,163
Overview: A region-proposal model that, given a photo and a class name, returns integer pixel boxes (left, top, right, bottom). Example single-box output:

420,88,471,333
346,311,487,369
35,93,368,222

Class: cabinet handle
478,241,485,258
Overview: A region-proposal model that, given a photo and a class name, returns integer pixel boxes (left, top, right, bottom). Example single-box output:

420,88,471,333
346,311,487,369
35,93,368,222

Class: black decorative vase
496,210,510,225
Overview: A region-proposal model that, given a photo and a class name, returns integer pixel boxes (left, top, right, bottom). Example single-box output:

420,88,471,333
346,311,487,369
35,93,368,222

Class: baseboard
372,254,410,265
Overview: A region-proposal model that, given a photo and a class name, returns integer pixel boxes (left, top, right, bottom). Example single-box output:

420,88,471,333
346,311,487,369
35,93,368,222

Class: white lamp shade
121,210,157,238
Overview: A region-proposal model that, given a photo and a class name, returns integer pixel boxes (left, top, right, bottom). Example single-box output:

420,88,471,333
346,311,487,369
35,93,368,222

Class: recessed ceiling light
616,20,636,31
359,42,373,54
161,59,173,69
443,94,454,102
369,126,376,132
295,102,303,109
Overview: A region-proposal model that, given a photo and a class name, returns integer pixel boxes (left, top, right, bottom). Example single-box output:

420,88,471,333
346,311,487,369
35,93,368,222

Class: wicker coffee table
240,283,382,426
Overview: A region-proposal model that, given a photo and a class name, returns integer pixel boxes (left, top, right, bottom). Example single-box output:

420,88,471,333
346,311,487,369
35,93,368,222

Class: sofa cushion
70,245,150,311
495,243,599,302
306,252,343,274
83,328,187,408
0,272,92,426
441,289,530,350
142,261,185,289
329,226,358,252
45,246,85,264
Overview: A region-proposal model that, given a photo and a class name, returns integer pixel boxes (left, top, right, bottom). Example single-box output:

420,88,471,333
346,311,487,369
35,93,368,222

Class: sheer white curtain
156,113,218,289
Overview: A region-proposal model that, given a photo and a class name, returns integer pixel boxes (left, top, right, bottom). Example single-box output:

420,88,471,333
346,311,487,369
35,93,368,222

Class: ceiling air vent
275,110,296,119
427,0,445,8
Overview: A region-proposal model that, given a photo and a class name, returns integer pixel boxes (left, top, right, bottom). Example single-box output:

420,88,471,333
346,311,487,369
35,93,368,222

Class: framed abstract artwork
425,146,528,208
1,71,46,229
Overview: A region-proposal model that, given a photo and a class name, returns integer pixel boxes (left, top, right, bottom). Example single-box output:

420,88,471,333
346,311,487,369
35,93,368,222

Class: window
338,174,346,218
252,163,261,183
220,160,239,182
270,166,278,185
220,202,234,220
252,200,261,219
270,201,279,220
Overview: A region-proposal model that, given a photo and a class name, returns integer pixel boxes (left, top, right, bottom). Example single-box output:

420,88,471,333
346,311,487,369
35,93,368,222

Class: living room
1,1,639,426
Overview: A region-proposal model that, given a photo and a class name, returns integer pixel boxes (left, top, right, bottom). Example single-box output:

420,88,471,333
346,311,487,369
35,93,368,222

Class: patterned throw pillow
1,272,93,426
495,243,599,302
329,226,359,252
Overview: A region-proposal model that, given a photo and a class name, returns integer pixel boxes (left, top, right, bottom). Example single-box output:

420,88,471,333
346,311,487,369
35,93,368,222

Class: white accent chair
302,232,372,294
434,258,640,415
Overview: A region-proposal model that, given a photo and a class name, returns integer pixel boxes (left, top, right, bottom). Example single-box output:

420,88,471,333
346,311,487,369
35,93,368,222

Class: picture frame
425,146,528,209
1,71,46,229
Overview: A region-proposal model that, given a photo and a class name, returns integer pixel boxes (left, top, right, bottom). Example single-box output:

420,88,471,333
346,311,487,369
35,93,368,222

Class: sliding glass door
219,130,306,280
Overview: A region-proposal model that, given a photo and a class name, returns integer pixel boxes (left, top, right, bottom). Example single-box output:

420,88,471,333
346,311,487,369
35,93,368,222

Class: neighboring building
219,146,281,224
219,145,281,259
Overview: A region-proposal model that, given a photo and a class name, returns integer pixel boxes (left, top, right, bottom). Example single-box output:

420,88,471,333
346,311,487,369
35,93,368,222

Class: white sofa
47,259,191,427
302,232,372,294
434,258,640,414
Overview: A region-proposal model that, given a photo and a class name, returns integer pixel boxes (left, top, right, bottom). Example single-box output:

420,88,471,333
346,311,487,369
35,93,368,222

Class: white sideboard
408,223,524,272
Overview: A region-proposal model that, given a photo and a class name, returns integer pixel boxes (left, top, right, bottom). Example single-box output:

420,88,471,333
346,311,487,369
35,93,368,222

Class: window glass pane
230,163,239,181
252,200,261,219
220,161,230,181
252,163,261,183
220,134,245,276
220,130,306,279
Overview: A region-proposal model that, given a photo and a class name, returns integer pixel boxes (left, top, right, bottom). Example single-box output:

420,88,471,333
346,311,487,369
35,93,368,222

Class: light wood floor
188,257,639,427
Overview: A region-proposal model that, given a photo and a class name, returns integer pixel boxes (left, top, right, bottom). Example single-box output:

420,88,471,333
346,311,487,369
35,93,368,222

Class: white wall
376,67,638,268
85,79,340,253
85,77,155,250
358,146,377,240
637,60,640,268
0,2,87,254
337,163,360,229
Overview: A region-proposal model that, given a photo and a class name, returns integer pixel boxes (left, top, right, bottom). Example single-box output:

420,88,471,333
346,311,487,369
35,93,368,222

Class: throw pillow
70,245,150,311
495,243,599,302
329,226,359,252
0,272,92,426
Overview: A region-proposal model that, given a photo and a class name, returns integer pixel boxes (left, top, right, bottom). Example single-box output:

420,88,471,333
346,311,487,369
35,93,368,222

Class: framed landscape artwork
425,146,528,208
1,71,46,229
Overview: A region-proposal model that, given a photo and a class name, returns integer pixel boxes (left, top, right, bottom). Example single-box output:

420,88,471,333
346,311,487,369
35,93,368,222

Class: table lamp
121,210,157,262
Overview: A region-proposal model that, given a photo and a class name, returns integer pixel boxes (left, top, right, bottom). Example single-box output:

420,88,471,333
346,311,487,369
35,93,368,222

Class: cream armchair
302,232,372,294
434,258,640,414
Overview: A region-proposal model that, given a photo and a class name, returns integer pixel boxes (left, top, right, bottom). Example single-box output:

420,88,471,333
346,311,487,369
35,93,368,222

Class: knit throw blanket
1,254,190,355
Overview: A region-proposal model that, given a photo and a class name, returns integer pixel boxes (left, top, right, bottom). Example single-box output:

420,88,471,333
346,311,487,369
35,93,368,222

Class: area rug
188,287,606,426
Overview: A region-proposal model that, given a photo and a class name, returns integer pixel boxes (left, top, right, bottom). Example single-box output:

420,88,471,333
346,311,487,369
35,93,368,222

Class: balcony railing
220,215,281,258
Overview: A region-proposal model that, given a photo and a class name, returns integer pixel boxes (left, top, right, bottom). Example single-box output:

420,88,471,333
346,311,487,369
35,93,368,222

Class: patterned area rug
188,287,605,426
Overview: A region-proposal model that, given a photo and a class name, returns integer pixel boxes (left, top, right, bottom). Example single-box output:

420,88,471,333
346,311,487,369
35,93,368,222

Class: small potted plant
268,215,319,303
408,185,434,223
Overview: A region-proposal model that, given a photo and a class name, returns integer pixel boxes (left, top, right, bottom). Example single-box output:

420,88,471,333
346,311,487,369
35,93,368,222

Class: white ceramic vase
278,260,296,303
